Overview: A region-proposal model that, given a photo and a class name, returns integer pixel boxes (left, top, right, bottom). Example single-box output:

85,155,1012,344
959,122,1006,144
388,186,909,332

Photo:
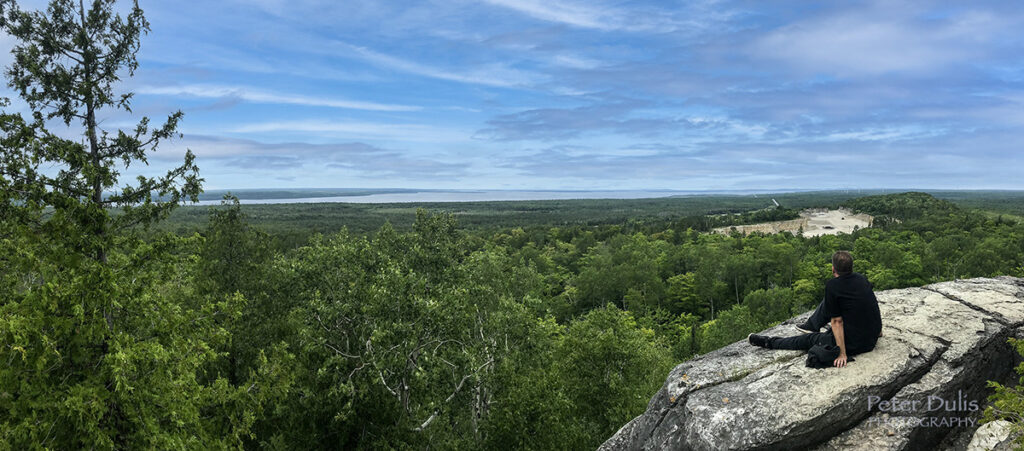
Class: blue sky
3,0,1024,190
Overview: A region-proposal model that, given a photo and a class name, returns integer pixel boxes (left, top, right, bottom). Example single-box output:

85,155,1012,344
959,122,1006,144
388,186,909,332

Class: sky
2,0,1024,191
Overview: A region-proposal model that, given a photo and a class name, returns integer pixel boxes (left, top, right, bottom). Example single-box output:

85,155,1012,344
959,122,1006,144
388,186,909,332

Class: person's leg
769,331,835,351
806,297,830,329
796,297,830,333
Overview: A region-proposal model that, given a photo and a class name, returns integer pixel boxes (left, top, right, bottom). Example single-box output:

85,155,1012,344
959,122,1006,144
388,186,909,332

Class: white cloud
341,43,544,88
229,119,472,143
477,0,715,33
138,135,471,185
751,6,1008,76
136,84,420,112
549,54,604,70
480,0,619,31
811,126,944,143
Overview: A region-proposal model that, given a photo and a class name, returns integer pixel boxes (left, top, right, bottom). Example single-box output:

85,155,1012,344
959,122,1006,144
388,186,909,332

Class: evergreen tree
0,0,200,256
0,1,273,448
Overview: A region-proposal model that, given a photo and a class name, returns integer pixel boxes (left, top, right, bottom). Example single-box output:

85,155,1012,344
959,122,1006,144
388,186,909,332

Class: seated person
748,251,883,368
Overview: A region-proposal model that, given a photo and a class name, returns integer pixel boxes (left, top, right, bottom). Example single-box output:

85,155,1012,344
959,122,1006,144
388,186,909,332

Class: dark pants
770,298,835,350
770,331,836,350
806,297,830,330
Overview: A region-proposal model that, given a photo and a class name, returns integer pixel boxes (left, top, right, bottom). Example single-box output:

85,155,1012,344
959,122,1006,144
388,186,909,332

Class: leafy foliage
197,191,1022,448
984,338,1024,448
0,0,201,251
0,1,276,448
3,2,1024,448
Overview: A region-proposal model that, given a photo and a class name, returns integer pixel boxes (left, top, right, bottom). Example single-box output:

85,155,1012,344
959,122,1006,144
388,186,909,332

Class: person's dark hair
832,251,853,275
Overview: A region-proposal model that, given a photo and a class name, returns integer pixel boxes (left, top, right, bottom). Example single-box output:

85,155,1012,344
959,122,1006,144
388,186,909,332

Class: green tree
555,304,672,445
723,252,757,305
481,316,578,449
667,272,702,315
272,213,554,448
0,0,200,262
984,338,1024,449
573,233,667,313
763,241,801,287
197,195,271,298
194,195,296,397
691,241,727,319
0,1,270,447
925,234,969,281
743,287,797,324
699,305,764,352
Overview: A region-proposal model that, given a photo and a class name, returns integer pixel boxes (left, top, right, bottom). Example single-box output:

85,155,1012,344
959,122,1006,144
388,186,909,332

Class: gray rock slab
601,277,1024,451
818,412,919,451
927,277,1024,325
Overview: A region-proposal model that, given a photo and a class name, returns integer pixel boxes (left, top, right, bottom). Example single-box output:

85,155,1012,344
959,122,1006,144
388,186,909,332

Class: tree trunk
734,276,740,304
79,0,106,265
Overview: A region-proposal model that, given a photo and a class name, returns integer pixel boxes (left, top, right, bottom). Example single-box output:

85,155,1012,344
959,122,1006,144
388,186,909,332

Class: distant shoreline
188,188,878,206
181,188,1023,206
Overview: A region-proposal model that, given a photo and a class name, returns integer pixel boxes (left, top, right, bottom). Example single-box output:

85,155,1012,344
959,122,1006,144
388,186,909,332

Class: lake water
193,189,787,205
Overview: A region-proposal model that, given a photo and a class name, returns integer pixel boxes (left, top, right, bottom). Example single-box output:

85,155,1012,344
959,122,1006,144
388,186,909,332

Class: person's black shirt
823,273,882,354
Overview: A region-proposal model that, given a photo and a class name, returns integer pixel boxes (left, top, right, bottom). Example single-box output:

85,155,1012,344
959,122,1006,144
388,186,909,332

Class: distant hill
842,191,960,220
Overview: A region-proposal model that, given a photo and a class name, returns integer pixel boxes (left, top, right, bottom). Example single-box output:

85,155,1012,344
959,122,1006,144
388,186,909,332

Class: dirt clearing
714,208,873,236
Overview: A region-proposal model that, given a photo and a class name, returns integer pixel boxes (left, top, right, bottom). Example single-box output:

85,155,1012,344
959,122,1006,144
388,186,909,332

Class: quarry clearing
714,208,873,237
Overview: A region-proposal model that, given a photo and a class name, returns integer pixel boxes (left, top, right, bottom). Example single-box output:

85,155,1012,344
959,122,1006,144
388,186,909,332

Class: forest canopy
2,1,1024,449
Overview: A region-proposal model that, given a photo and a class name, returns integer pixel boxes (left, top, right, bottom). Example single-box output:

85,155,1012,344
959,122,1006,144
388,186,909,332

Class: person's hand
834,353,848,368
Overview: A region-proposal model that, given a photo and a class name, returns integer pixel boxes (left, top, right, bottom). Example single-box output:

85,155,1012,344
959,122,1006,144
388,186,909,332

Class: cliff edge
601,277,1024,451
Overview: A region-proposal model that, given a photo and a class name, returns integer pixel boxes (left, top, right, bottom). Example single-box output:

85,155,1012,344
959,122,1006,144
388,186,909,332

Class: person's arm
832,316,848,367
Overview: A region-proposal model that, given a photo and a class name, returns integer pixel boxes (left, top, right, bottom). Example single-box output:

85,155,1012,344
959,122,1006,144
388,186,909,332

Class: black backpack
806,344,855,368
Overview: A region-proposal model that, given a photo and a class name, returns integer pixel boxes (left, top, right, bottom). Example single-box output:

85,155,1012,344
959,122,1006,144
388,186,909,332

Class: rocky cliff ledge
601,277,1024,451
